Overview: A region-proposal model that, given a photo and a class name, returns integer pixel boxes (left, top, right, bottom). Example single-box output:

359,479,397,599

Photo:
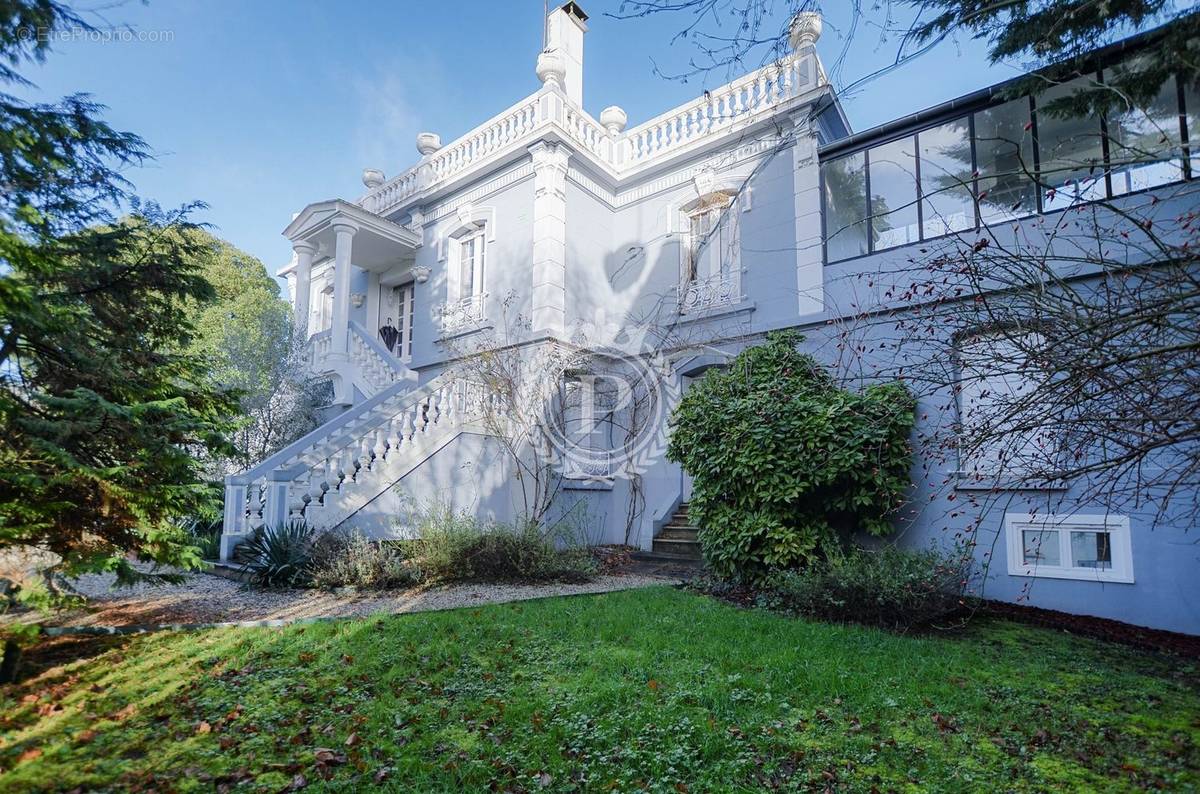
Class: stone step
631,550,704,568
664,521,699,531
204,561,255,584
652,537,703,559
658,527,698,540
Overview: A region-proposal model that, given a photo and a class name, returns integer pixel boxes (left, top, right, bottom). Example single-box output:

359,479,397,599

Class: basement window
1005,513,1134,583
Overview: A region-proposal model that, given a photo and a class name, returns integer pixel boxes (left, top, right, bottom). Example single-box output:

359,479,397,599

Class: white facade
221,5,840,559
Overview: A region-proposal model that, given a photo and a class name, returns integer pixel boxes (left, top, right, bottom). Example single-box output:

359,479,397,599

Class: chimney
545,2,587,106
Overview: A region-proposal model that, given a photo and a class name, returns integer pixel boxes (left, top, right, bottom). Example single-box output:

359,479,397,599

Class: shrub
408,505,596,583
759,546,969,631
238,520,314,588
181,516,221,561
308,529,422,590
667,330,915,581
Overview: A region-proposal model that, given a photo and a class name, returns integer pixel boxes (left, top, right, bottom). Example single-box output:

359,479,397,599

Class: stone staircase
633,503,704,570
219,372,495,561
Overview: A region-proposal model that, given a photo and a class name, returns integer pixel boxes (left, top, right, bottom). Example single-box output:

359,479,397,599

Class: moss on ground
1,587,1196,792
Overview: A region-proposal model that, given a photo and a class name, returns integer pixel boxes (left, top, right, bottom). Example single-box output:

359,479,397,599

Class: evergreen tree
0,0,239,591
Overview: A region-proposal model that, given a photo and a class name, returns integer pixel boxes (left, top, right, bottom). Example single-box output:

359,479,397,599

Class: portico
281,199,421,402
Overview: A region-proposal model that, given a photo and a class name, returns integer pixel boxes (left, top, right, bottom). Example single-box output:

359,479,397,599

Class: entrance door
379,282,415,361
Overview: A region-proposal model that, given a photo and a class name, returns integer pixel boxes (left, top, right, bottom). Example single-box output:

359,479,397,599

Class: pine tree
0,1,239,594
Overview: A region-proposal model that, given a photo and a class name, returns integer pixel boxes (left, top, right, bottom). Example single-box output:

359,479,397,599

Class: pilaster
529,141,570,337
791,115,824,315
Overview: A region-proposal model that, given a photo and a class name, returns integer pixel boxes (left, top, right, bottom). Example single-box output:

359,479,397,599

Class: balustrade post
220,477,248,561
262,471,291,532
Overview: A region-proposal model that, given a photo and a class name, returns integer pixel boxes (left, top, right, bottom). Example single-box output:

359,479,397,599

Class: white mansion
220,5,1200,635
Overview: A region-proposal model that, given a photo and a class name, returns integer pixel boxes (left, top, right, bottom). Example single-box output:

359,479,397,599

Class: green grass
1,587,1197,792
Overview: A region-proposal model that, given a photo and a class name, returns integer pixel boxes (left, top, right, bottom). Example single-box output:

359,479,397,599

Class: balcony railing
359,51,822,217
440,293,487,334
680,271,742,314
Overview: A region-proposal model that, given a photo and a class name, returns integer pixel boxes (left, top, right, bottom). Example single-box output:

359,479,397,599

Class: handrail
227,371,450,486
350,321,408,374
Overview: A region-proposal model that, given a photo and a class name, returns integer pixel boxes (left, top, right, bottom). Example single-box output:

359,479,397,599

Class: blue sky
14,1,1050,270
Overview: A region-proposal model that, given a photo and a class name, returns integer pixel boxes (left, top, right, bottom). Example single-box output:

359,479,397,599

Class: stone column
529,141,570,337
791,115,824,316
330,220,357,353
292,241,316,337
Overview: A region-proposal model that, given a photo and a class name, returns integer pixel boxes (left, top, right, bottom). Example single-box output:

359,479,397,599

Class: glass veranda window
1105,67,1185,194
867,135,920,251
822,152,869,262
918,118,976,237
1036,77,1108,211
974,98,1038,225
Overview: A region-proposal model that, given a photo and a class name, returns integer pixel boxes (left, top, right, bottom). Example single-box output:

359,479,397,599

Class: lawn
1,587,1196,792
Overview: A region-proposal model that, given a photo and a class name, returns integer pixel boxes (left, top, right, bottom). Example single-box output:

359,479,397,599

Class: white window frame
1005,513,1134,583
456,228,486,301
682,193,737,287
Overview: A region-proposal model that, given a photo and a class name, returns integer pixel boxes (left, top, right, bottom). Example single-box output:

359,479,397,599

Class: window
1005,513,1134,583
680,192,740,312
974,98,1038,225
918,118,975,236
1036,77,1108,211
868,135,920,250
458,230,486,300
561,376,614,479
957,334,1056,479
684,194,736,283
822,152,869,262
1105,67,1184,194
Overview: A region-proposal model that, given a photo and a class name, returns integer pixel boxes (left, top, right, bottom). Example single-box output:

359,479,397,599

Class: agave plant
238,520,315,588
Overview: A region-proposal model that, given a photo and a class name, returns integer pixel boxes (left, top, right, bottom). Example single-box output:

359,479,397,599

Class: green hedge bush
667,330,915,581
758,546,969,630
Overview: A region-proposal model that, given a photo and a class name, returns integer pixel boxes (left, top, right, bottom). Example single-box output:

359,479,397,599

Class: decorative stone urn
411,266,431,284
535,50,566,89
599,105,628,136
788,11,822,50
416,132,442,156
361,168,385,189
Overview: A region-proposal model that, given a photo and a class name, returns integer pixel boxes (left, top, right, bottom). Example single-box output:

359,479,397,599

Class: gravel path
24,568,678,630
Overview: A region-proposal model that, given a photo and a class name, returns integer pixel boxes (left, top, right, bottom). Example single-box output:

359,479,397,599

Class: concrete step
658,527,699,541
631,550,704,568
651,538,703,559
204,560,254,584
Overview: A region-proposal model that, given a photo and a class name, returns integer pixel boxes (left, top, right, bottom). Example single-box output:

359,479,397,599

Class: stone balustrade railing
222,373,498,556
308,328,332,370
360,52,820,217
623,55,815,168
348,321,407,395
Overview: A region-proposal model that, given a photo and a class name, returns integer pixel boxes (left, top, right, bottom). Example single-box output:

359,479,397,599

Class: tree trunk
0,639,23,684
